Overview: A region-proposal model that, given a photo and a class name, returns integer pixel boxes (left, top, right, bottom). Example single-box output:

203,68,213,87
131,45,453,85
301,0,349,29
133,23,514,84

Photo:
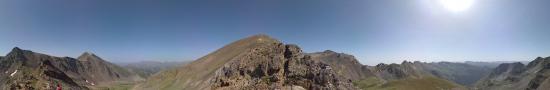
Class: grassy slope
354,76,466,90
92,83,136,90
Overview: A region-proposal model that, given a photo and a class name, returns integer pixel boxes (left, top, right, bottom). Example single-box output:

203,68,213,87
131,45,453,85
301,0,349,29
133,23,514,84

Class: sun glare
439,0,474,12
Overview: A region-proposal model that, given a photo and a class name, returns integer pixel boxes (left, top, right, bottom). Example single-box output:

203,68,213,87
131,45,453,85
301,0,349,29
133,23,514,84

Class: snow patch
85,80,95,86
10,70,17,77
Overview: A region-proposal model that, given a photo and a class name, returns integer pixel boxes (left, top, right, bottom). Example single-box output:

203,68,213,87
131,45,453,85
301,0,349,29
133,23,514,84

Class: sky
0,0,549,65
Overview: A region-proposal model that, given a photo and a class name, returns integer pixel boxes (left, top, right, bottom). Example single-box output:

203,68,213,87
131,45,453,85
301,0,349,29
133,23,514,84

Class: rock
209,41,355,90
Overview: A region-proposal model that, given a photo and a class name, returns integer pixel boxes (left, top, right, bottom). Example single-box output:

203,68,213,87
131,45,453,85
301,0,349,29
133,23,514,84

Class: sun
438,0,474,12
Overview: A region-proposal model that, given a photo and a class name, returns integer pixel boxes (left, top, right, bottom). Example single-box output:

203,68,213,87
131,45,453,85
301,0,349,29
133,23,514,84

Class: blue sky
1,0,549,65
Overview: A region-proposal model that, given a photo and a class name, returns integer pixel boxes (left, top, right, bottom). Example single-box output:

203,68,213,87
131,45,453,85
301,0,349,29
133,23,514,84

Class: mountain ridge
0,47,142,90
475,56,550,90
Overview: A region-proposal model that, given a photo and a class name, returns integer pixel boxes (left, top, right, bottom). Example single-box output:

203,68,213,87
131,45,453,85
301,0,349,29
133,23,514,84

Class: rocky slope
475,57,550,90
0,47,142,90
137,34,355,90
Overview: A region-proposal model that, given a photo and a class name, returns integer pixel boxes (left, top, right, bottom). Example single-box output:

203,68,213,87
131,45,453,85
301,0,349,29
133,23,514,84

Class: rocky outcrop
210,44,355,90
138,34,356,90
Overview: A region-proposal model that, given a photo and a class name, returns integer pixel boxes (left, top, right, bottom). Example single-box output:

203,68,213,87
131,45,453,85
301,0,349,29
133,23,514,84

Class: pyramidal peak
9,47,26,54
78,52,102,61
81,52,95,56
245,34,279,43
12,47,22,52
5,47,33,58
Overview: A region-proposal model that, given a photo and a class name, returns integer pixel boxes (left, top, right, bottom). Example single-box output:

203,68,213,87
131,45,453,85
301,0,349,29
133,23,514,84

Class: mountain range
0,47,143,90
134,34,550,90
2,34,549,90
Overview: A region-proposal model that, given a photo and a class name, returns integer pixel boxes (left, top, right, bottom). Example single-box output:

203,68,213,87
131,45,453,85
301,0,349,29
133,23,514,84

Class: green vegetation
353,77,465,90
353,77,384,89
95,83,135,90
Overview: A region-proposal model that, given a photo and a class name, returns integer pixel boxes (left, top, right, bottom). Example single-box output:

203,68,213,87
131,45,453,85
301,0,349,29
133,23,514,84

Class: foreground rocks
210,44,355,90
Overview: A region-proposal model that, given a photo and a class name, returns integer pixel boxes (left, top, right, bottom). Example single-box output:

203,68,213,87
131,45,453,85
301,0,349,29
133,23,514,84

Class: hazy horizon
1,0,549,65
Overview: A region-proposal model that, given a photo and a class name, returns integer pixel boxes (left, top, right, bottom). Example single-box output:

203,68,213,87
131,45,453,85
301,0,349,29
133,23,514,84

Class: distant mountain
136,34,356,90
363,61,467,90
308,50,375,80
475,57,550,90
413,61,493,86
309,50,493,89
120,61,188,78
465,61,530,69
0,47,142,90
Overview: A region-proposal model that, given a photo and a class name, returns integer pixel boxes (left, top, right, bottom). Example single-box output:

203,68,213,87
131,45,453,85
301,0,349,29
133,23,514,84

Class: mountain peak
9,47,26,54
6,47,31,58
213,34,281,53
12,47,22,52
323,50,336,53
81,52,95,56
527,56,550,68
246,34,278,43
78,52,102,61
402,60,412,64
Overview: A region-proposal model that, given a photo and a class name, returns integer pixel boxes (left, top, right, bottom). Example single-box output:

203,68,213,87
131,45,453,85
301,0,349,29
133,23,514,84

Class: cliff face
138,35,356,90
0,47,141,90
